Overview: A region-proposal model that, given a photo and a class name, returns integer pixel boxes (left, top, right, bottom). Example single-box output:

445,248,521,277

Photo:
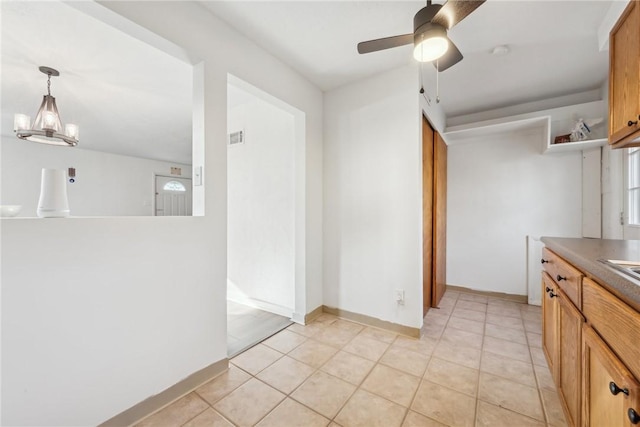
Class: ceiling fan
357,0,485,71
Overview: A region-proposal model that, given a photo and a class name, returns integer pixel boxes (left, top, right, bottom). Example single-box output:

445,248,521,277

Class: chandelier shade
14,66,78,147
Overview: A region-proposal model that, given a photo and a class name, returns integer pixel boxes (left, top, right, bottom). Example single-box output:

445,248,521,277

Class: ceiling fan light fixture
413,24,449,62
14,66,78,147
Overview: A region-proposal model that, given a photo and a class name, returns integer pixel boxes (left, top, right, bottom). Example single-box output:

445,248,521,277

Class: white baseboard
291,311,306,324
99,358,228,427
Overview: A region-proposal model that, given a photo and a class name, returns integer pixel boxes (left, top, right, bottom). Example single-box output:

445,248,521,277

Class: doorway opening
226,75,305,356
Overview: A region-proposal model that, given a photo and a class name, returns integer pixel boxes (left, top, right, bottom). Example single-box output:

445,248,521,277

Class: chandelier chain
47,73,52,96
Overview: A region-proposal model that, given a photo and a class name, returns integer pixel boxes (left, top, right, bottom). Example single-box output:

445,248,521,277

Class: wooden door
422,115,434,314
558,290,584,427
582,325,640,427
432,132,447,306
422,115,447,315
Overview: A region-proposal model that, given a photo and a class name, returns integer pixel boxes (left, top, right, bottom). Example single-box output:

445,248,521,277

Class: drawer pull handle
545,286,552,293
629,120,639,127
556,275,567,281
609,381,629,396
549,291,557,298
628,408,640,424
541,258,549,264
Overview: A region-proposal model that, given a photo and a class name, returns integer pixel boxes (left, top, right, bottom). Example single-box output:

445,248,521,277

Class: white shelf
543,138,608,154
442,100,608,154
443,116,549,146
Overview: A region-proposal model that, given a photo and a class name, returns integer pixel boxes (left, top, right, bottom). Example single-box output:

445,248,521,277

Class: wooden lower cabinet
582,325,640,426
543,268,584,427
542,272,559,378
542,249,640,426
558,290,584,427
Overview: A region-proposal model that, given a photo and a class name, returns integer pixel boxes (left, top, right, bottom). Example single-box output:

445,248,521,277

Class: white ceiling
1,1,613,164
203,0,612,118
1,1,193,164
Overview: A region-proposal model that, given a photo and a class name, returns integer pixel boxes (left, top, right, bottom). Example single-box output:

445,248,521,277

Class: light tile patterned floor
136,290,567,427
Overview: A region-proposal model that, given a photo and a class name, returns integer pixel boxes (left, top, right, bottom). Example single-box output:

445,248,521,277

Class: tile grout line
288,318,360,425
178,402,223,427
320,322,405,425
289,317,440,426
245,318,400,426
302,319,425,425
410,292,460,424
228,351,328,426
474,301,488,427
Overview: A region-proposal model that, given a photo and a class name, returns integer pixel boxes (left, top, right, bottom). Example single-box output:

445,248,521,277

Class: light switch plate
194,166,203,186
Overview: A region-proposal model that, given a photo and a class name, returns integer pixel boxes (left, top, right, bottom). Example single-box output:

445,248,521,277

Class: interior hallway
136,290,565,427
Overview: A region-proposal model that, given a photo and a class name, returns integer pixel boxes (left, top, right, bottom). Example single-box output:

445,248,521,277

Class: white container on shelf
37,169,69,218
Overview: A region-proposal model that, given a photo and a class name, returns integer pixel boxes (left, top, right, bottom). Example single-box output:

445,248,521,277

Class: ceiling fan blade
431,0,485,30
357,34,413,54
433,38,463,72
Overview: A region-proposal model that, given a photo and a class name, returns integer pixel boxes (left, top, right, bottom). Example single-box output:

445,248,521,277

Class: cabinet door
583,277,640,380
583,325,640,427
542,273,559,380
558,290,584,427
609,0,640,146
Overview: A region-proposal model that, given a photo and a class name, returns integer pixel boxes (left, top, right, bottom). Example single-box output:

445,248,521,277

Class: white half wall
447,129,583,295
1,1,323,425
227,87,295,315
323,65,423,329
1,137,191,217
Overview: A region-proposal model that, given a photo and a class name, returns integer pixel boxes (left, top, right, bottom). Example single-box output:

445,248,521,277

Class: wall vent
228,130,244,146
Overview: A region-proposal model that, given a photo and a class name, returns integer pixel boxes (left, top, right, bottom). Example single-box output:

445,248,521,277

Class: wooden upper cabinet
609,0,640,148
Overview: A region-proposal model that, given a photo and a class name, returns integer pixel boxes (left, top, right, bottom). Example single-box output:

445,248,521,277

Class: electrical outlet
394,289,405,305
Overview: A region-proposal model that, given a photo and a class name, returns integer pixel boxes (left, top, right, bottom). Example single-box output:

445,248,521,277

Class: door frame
422,115,434,315
623,147,640,239
432,131,447,307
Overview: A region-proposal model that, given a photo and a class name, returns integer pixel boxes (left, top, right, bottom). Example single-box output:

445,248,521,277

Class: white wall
1,1,323,425
323,65,423,329
227,91,295,315
447,129,583,295
1,137,191,217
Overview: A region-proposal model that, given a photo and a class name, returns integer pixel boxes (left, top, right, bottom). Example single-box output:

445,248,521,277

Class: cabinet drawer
542,248,583,308
583,277,640,381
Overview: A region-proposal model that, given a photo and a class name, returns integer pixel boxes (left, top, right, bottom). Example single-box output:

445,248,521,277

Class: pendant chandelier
13,66,79,147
